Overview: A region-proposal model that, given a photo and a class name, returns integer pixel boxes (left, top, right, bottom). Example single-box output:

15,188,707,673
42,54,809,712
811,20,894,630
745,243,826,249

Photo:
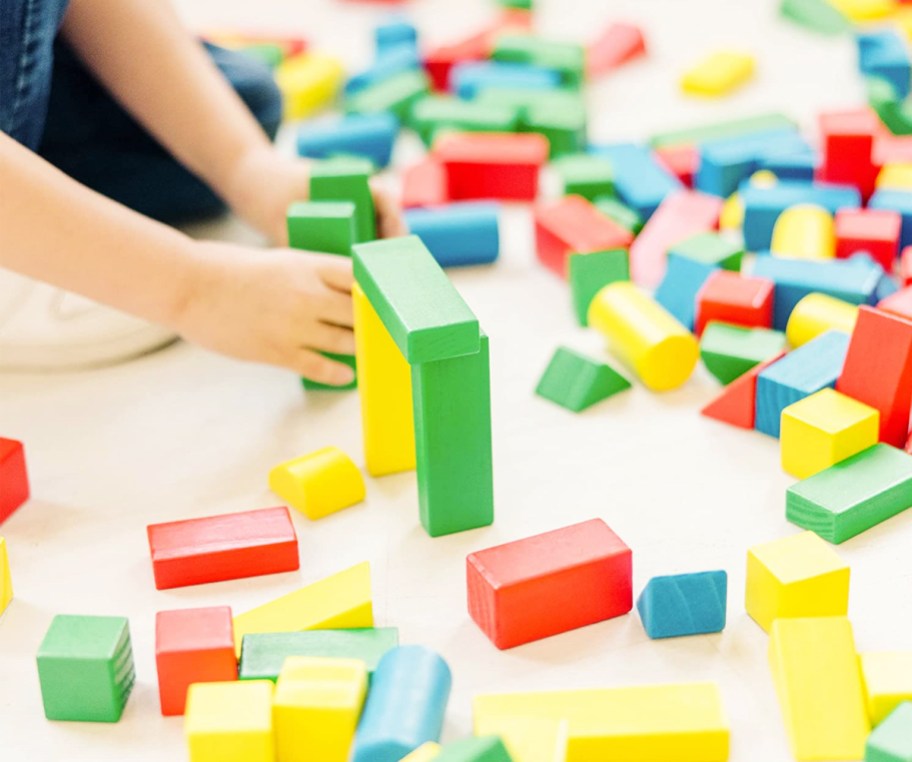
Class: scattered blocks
185,680,274,762
269,447,365,520
861,653,912,727
493,34,585,87
296,113,398,168
587,22,647,77
0,536,10,616
786,292,859,347
276,53,344,119
700,323,787,384
636,570,728,639
701,351,786,429
568,249,629,325
404,202,500,267
310,157,377,244
770,203,835,259
535,347,631,412
835,208,902,270
681,50,755,97
0,437,29,524
866,703,912,762
411,96,519,146
694,271,775,335
551,153,614,200
590,142,683,220
37,614,135,722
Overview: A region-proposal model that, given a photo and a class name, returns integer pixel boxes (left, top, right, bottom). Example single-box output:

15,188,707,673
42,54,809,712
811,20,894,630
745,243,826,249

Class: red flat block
147,506,299,590
834,208,901,271
701,352,786,429
902,246,912,286
629,190,723,287
837,306,912,447
587,22,647,78
155,606,237,716
654,144,698,188
695,272,775,336
466,518,632,650
818,109,881,201
401,158,448,208
0,438,29,525
534,196,634,277
435,132,549,201
879,286,912,320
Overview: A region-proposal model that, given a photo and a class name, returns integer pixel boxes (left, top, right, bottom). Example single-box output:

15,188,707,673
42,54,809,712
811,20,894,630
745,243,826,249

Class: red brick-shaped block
0,438,29,525
834,208,901,271
695,271,775,335
466,518,632,650
401,158,448,209
155,606,237,715
818,109,881,201
587,22,647,77
147,506,299,590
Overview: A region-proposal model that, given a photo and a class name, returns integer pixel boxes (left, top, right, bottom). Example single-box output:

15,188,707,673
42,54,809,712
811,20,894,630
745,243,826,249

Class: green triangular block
866,702,912,762
569,250,629,326
779,0,852,36
436,736,514,761
700,323,787,384
536,347,631,412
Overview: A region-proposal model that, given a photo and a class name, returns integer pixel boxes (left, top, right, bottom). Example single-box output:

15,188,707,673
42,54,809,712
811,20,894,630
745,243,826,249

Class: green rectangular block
437,736,514,761
700,324,787,384
650,113,798,149
552,154,614,200
353,235,480,364
780,0,852,36
787,444,912,544
536,346,631,412
594,196,643,234
670,232,744,271
568,249,629,326
866,702,912,762
411,96,520,146
346,69,430,125
412,333,494,537
310,157,376,244
493,34,585,88
287,200,357,255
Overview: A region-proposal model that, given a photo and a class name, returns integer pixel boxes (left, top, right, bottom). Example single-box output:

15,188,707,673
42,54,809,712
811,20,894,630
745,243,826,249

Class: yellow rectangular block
473,683,729,762
185,680,275,762
0,537,12,616
401,743,442,761
861,652,912,726
276,52,345,120
828,0,897,21
353,283,416,477
475,715,569,762
233,562,373,657
681,51,755,97
780,388,880,479
745,531,850,633
769,617,870,760
877,163,912,190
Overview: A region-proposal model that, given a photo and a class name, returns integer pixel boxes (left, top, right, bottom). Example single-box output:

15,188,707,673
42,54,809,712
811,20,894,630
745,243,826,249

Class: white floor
3,1,911,760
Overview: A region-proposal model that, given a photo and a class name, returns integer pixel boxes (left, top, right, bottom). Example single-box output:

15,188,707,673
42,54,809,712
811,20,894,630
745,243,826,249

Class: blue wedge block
636,571,728,639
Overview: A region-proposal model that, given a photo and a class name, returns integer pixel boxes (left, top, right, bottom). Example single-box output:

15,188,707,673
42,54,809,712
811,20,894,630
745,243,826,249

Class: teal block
636,571,728,639
594,196,643,234
287,200,357,255
670,232,744,272
568,249,629,325
867,703,912,762
654,254,716,331
535,347,631,412
552,153,615,200
310,157,377,243
700,324,787,384
346,69,430,125
437,736,514,761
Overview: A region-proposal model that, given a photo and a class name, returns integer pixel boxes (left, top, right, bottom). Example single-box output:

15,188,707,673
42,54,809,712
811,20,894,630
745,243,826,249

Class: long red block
837,306,912,447
466,518,632,650
147,506,299,590
880,286,912,320
834,208,901,271
654,144,698,188
401,158,448,208
435,132,549,201
155,606,237,715
628,190,723,288
0,438,29,525
587,22,647,77
701,353,786,429
695,272,775,336
818,109,881,201
902,246,912,286
534,196,634,277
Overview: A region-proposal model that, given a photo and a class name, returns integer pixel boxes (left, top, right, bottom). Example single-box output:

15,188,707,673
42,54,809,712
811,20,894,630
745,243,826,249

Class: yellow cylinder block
588,282,698,392
786,293,859,348
770,204,835,260
269,446,366,520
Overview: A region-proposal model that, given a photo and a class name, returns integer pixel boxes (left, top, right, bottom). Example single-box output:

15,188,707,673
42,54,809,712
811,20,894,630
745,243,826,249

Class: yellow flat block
745,531,850,633
769,617,870,760
786,293,858,348
828,0,897,21
401,743,442,762
233,562,373,657
681,51,755,97
276,52,344,120
269,446,365,520
185,681,275,762
0,537,12,616
475,715,569,762
473,683,729,762
771,204,835,260
861,652,912,726
877,163,912,190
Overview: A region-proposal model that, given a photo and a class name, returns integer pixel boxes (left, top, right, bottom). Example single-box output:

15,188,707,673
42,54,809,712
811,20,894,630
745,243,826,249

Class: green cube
37,615,135,722
568,249,629,325
593,196,643,234
536,346,631,412
346,69,430,126
552,154,614,200
700,323,787,384
670,232,744,272
867,702,912,762
310,157,376,244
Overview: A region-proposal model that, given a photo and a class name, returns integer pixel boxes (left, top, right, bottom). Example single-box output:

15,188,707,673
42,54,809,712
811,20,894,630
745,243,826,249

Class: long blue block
654,253,716,331
346,47,421,95
868,189,912,248
590,142,683,220
451,61,562,99
376,16,418,57
754,330,851,438
352,646,452,762
858,30,911,99
404,202,500,268
296,113,399,168
757,145,818,182
636,571,728,639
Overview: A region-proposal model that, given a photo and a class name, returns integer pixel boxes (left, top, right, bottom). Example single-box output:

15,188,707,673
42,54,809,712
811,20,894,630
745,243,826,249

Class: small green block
493,34,585,88
310,157,376,244
568,250,629,326
593,196,643,234
287,200,357,255
346,69,430,125
536,346,631,412
779,0,853,36
436,736,514,761
670,232,744,272
37,615,135,722
700,323,787,384
867,703,912,762
552,154,614,200
411,96,520,146
649,113,797,149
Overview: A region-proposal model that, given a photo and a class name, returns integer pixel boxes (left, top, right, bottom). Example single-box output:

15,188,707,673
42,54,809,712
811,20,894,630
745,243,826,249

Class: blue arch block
636,571,728,640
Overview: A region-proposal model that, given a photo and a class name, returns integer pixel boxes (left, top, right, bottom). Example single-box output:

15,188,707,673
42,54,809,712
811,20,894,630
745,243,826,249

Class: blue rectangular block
654,254,716,331
296,113,399,168
754,330,851,438
590,142,683,220
451,61,562,99
403,202,500,268
346,47,421,95
868,189,912,248
858,30,911,99
757,145,818,182
636,571,727,640
376,16,418,57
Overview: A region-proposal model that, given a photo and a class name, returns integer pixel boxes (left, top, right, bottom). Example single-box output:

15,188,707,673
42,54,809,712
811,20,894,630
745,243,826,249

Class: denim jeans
1,0,283,225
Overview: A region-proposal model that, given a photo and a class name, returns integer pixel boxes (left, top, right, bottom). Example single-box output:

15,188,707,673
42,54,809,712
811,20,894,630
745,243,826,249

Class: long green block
493,34,585,88
779,0,852,36
670,232,744,272
411,96,520,146
412,333,493,537
650,113,798,149
867,703,912,762
346,69,429,125
239,628,399,682
700,324,787,384
310,157,376,244
437,736,514,761
37,615,135,722
552,154,614,200
594,196,643,234
568,249,629,326
787,444,912,544
535,346,631,412
353,235,480,364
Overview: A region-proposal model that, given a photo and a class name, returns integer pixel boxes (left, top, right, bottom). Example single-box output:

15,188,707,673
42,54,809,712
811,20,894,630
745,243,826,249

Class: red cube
902,245,912,286
0,438,29,525
695,271,775,335
818,109,881,201
835,208,901,272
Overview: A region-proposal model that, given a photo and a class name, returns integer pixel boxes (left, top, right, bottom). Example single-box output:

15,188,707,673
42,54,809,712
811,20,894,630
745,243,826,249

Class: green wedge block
868,78,912,136
866,703,912,762
594,196,643,234
779,0,852,36
493,34,585,88
700,323,787,384
536,346,631,412
310,157,376,243
650,113,797,149
411,96,520,146
552,154,615,200
437,736,514,761
568,249,629,325
670,232,744,272
346,69,430,125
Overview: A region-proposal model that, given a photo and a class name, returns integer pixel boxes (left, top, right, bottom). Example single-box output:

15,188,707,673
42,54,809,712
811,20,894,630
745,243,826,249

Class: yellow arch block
400,744,442,762
185,681,275,762
474,716,569,762
276,53,345,120
786,293,859,347
0,537,11,616
771,204,835,260
681,51,756,97
270,446,365,520
877,163,912,190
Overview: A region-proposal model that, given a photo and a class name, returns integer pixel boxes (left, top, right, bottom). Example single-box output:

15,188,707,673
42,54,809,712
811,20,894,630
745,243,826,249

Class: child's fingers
306,323,356,356
370,181,407,239
316,290,355,328
292,348,356,386
317,258,356,294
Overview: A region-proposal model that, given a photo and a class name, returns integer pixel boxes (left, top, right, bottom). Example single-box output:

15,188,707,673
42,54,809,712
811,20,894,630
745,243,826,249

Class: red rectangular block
837,306,912,447
695,272,776,335
654,144,698,188
902,246,912,286
466,518,632,650
701,352,786,429
0,438,29,525
587,22,647,78
834,208,901,271
401,158,448,208
880,286,912,320
155,606,237,715
818,109,881,201
534,195,634,277
147,506,299,590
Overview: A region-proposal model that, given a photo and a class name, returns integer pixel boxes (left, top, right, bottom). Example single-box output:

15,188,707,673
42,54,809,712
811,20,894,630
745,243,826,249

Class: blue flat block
352,646,452,762
346,47,421,95
451,61,562,100
636,571,728,640
754,330,851,437
296,113,399,168
590,142,683,220
758,145,818,181
869,189,912,248
741,181,861,252
376,16,418,56
858,30,911,99
654,253,716,331
404,202,500,268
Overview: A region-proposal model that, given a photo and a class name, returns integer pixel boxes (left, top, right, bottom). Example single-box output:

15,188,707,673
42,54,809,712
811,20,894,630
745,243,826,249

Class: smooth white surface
2,1,912,760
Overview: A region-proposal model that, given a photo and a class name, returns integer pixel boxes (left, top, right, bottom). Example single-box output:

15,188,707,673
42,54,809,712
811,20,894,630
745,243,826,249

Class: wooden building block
594,196,643,234
835,208,902,270
466,518,632,649
681,50,755,97
701,352,785,429
654,143,699,187
296,113,398,169
375,17,417,56
346,69,429,124
768,617,870,760
310,158,376,244
435,737,514,761
401,158,448,209
551,154,614,200
493,34,585,87
185,681,274,762
695,271,775,335
902,246,912,285
155,606,237,716
587,22,646,77
636,570,727,639
535,347,631,412
818,109,881,201
423,32,489,92
411,96,519,146
287,201,356,256
786,293,859,347
651,112,796,149
404,202,500,268
700,323,787,384
147,506,299,590
880,286,912,321
867,703,912,762
269,447,365,520
787,443,912,543
781,388,880,479
568,249,629,325
770,203,836,260
0,536,11,616
869,189,912,249
473,683,729,762
450,62,561,100
590,142,683,221
473,716,568,762
0,437,29,524
276,53,344,119
37,615,135,722
401,744,442,762
655,255,718,332
346,48,420,98
861,653,912,727
780,0,850,35
672,233,743,271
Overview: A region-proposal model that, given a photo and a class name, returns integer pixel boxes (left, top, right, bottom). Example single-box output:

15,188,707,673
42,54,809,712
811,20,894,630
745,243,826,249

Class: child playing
0,0,403,385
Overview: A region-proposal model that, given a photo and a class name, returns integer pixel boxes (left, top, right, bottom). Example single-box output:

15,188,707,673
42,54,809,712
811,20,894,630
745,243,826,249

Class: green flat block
239,43,285,69
346,69,430,125
594,196,643,234
413,334,493,537
353,235,480,364
650,113,797,149
780,0,852,36
493,34,585,88
568,250,629,326
239,628,399,682
37,615,135,722
868,78,912,136
301,352,357,391
787,444,912,544
475,87,584,113
437,736,514,761
310,157,376,244
535,346,631,412
287,200,357,255
867,703,912,762
411,96,520,146
497,0,532,8
670,232,743,271
552,154,614,200
700,323,787,384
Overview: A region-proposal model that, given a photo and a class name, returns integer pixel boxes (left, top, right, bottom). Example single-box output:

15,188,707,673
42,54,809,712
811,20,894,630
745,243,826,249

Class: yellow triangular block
0,537,12,616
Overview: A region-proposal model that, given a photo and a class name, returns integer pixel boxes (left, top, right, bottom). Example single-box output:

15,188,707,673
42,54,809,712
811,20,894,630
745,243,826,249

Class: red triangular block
700,353,786,429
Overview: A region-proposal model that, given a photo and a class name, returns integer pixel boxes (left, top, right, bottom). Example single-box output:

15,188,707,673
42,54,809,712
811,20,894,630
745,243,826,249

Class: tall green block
670,232,744,272
493,34,585,88
535,346,631,412
568,249,629,326
867,703,912,762
437,736,514,761
346,69,430,126
700,323,787,384
594,196,643,234
411,96,520,146
310,157,376,243
37,615,135,722
552,154,614,200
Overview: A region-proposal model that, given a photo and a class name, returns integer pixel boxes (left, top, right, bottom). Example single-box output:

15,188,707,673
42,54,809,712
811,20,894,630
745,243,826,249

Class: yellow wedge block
681,51,755,97
0,537,11,616
769,617,870,760
233,562,373,657
745,531,850,633
475,716,569,762
473,683,729,762
401,744,442,761
786,293,859,347
860,652,912,726
877,163,912,190
269,446,365,520
353,283,417,477
828,0,897,21
771,205,836,260
185,681,275,762
276,53,345,120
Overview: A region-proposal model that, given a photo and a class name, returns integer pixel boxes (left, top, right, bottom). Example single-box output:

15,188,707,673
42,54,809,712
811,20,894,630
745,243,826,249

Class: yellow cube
400,744,442,761
681,51,755,97
780,389,880,479
185,681,275,762
269,446,365,520
276,53,344,120
745,531,850,633
860,652,912,726
0,537,12,615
